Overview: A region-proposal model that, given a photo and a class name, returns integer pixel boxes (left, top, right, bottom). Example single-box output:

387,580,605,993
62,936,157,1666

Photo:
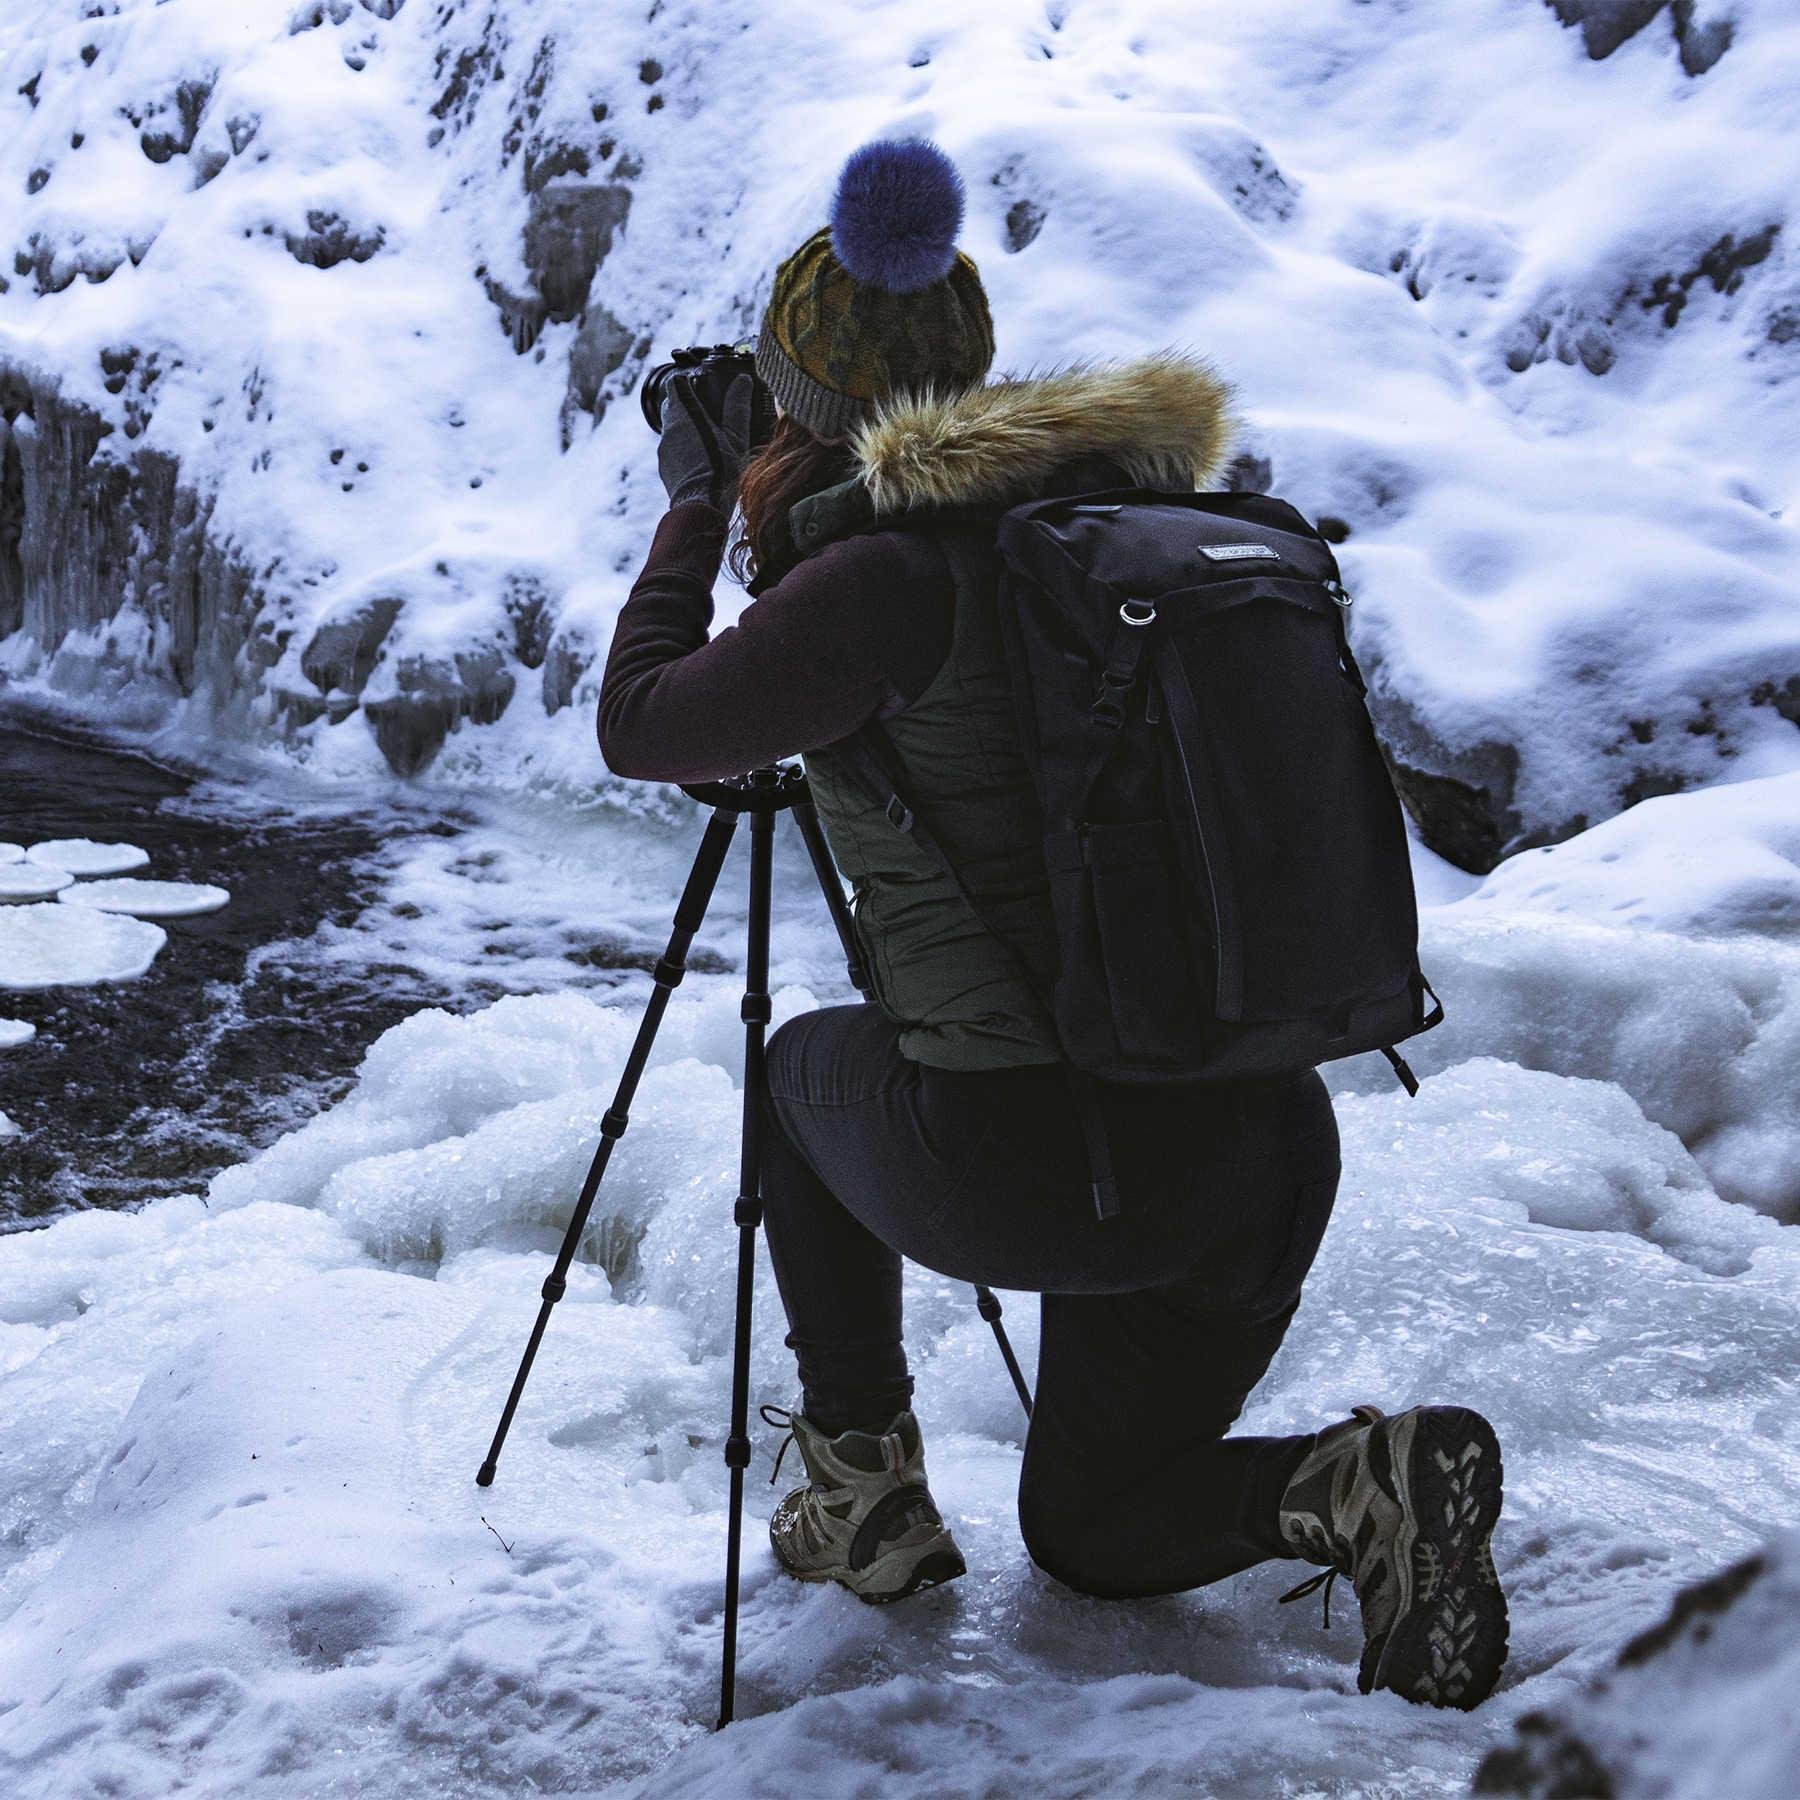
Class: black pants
760,1003,1342,1599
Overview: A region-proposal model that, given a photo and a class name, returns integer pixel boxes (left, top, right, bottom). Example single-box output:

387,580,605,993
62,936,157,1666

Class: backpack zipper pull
1324,578,1354,609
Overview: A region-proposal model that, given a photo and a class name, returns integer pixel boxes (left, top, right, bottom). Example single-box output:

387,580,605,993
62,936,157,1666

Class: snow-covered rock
0,0,1795,863
1474,1529,1800,1799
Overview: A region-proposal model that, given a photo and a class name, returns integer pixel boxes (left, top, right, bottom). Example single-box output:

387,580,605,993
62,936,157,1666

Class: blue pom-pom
829,138,966,294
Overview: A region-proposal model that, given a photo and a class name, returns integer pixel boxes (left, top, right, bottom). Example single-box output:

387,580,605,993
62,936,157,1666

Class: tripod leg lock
975,1290,1003,1323
740,993,772,1025
541,1274,568,1303
724,1432,752,1470
733,1196,763,1228
601,1106,629,1140
654,956,687,988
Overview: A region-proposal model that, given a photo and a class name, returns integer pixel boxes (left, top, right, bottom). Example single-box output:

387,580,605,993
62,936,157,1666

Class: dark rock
298,596,403,696
1749,674,1800,729
541,624,595,715
503,574,553,669
1221,451,1272,494
564,303,647,436
285,209,386,268
1367,687,1527,873
522,181,632,322
1671,0,1733,73
1545,0,1668,60
139,76,214,164
0,360,261,696
483,275,548,354
1641,224,1780,328
1003,199,1045,253
1544,0,1733,73
364,649,517,775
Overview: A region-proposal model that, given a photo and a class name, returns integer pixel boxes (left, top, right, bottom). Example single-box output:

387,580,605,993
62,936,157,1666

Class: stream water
0,721,458,1227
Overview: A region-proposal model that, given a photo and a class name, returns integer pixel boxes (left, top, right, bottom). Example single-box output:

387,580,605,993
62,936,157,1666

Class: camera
640,340,772,436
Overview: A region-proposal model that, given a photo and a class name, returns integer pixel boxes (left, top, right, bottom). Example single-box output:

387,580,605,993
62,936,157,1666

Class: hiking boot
762,1405,967,1604
1277,1403,1509,1709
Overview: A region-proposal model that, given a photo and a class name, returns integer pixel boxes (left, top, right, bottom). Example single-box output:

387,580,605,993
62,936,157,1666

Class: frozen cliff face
0,0,1797,862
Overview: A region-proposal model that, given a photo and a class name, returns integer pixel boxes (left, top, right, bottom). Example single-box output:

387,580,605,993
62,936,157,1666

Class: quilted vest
784,477,1062,1070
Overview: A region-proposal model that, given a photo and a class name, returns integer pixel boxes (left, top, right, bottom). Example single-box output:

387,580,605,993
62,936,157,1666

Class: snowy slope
1,0,1796,869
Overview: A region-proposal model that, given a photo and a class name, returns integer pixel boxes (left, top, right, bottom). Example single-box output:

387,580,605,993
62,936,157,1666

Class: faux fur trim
849,350,1239,515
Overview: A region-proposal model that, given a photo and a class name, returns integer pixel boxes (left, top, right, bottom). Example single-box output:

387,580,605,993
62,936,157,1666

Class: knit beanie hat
755,139,996,440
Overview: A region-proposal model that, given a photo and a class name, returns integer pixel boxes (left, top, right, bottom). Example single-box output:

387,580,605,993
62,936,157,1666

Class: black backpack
848,485,1444,1213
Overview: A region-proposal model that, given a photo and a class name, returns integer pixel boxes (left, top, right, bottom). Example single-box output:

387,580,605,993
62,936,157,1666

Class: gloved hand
656,366,759,513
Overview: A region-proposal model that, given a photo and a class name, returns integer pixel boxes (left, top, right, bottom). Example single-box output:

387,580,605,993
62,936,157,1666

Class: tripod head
680,763,810,814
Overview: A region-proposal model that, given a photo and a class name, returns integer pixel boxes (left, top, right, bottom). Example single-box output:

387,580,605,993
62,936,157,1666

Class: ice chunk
0,903,165,990
0,1018,36,1050
0,1110,17,1139
23,839,151,877
0,865,73,903
57,879,230,919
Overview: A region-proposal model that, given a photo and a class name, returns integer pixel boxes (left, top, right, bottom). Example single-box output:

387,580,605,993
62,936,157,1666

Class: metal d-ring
1120,599,1158,626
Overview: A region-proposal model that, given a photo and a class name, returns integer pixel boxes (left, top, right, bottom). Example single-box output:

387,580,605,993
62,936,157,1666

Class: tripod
474,764,1035,1728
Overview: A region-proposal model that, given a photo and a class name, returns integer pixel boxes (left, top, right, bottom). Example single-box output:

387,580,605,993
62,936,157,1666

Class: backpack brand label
1200,542,1280,562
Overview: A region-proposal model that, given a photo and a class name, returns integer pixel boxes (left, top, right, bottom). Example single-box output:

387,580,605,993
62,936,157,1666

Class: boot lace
759,1404,798,1485
1276,1403,1389,1632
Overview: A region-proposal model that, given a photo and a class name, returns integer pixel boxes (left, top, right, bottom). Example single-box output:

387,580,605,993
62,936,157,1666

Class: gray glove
657,367,759,512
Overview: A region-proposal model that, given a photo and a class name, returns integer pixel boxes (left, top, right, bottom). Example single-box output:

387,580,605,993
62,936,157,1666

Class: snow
22,838,152,876
57,877,231,919
0,845,22,864
0,865,73,902
0,901,166,990
0,1111,17,1139
0,1019,35,1050
1473,1529,1800,1800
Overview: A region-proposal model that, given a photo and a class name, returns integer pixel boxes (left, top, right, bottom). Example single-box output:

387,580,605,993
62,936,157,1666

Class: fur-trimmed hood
848,350,1239,515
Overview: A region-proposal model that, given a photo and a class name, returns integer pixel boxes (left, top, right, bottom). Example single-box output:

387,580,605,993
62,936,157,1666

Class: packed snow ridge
0,0,1796,870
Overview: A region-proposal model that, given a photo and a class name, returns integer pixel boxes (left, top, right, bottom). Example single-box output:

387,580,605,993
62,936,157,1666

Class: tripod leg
790,796,1036,1426
719,803,776,1730
476,806,741,1488
975,1286,1034,1419
789,792,868,996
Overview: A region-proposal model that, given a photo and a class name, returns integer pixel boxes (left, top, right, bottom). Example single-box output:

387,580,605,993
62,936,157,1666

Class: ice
0,845,21,864
57,878,230,919
0,902,166,990
22,839,151,877
2,975,1795,1794
0,865,72,903
0,1112,16,1139
0,1019,34,1050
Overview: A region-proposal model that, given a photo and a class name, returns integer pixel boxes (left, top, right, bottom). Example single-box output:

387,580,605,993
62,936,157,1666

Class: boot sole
777,1537,968,1606
1364,1406,1509,1710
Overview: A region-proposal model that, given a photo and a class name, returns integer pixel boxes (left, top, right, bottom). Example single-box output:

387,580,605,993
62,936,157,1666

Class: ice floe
57,879,230,920
0,865,73,903
0,904,166,991
23,839,152,877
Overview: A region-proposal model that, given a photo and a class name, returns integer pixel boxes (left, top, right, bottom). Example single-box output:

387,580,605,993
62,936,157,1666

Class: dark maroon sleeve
596,500,955,786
